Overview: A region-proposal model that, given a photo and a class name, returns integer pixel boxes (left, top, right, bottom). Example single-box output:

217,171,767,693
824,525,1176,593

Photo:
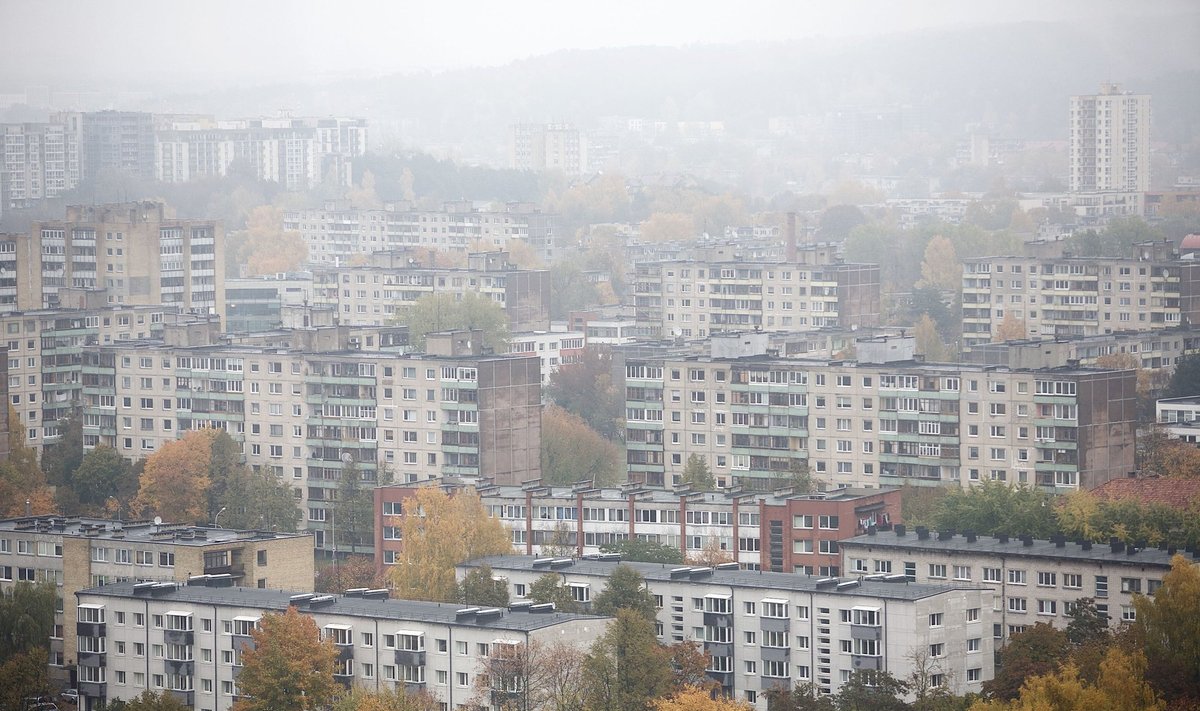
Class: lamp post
213,507,227,528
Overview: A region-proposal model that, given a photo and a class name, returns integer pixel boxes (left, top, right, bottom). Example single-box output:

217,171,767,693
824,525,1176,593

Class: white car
60,689,79,704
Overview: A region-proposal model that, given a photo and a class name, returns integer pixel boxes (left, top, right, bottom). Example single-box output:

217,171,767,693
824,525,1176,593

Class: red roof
1090,476,1200,510
1181,233,1200,251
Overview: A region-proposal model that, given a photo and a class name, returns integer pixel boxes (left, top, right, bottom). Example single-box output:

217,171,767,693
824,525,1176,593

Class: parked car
59,690,79,704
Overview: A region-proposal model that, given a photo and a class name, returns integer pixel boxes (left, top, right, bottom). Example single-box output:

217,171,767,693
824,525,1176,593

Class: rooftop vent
343,588,368,597
815,577,839,589
529,603,556,614
476,608,503,621
549,558,574,569
455,607,481,619
309,595,336,607
883,574,910,583
669,567,693,579
689,567,714,579
836,580,861,591
715,562,740,571
531,558,553,568
508,601,534,612
132,581,157,595
362,589,389,600
290,593,317,605
894,524,907,537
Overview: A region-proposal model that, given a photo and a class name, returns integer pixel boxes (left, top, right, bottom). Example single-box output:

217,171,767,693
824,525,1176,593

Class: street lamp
213,507,227,528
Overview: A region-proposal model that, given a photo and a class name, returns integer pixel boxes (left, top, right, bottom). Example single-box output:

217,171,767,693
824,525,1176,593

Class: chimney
998,534,1009,544
894,524,907,537
1053,535,1066,548
1082,540,1092,550
965,530,977,543
786,212,798,262
867,525,877,536
1022,535,1034,547
1110,538,1125,553
937,530,952,541
916,526,929,540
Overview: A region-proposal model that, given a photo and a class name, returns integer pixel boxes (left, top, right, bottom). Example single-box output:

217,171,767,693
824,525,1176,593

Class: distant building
71,110,157,181
510,123,584,174
0,120,82,212
1155,395,1200,444
508,329,585,385
1069,84,1150,194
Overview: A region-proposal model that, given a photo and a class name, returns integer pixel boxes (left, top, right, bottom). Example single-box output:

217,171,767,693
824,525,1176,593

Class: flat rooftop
840,531,1186,567
0,517,310,546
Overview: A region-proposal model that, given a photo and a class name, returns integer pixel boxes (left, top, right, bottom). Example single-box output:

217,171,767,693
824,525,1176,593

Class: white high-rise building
1069,83,1150,194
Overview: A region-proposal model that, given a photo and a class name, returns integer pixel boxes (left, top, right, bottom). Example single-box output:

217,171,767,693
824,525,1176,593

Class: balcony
77,651,105,667
851,655,882,670
703,641,733,658
232,635,255,652
702,612,733,627
169,691,195,706
761,677,791,692
165,659,194,676
760,617,789,633
77,622,105,638
850,625,882,641
335,644,354,662
394,649,425,667
164,629,194,645
760,646,790,662
78,682,105,698
705,670,734,688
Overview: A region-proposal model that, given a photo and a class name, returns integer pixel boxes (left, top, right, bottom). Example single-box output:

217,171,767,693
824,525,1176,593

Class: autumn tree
685,540,735,568
680,454,715,491
471,639,588,711
331,687,439,711
1138,425,1200,478
394,292,510,353
583,609,674,711
132,428,217,524
0,405,55,517
982,623,1071,701
545,348,623,440
0,647,49,711
1133,554,1200,702
458,564,511,607
593,565,657,622
346,170,384,209
933,480,1059,539
540,405,625,487
388,487,512,602
116,690,192,711
314,555,385,594
916,235,960,291
239,205,308,276
654,686,753,711
913,314,954,362
969,647,1164,711
527,572,579,613
640,212,695,242
992,313,1026,342
233,606,337,711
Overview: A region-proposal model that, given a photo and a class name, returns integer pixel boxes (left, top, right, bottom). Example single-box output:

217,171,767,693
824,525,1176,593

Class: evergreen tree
593,565,657,622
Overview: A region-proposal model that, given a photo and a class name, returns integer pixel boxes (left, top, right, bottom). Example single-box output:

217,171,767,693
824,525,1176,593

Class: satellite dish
340,453,354,465
153,516,163,526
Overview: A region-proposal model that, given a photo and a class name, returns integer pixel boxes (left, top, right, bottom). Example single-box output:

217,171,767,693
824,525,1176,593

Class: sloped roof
1091,476,1200,511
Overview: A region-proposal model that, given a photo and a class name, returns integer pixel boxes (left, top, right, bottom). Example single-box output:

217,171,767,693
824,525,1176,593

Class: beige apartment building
634,244,880,339
840,527,1186,643
0,515,312,689
12,202,224,316
961,249,1200,347
618,336,1136,493
1069,83,1150,195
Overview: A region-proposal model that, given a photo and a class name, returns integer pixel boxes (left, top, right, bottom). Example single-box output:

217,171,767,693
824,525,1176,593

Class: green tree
458,564,511,607
763,683,837,711
1133,554,1200,702
982,623,1070,701
540,405,625,487
331,687,439,711
335,460,373,552
0,647,49,711
41,408,83,488
395,292,510,353
774,460,817,493
818,205,867,242
932,480,1059,538
118,690,192,711
232,606,338,711
388,488,513,602
207,429,245,520
835,670,910,711
583,609,674,711
1164,352,1200,400
1064,597,1110,648
680,454,715,491
527,572,579,613
599,539,684,564
0,581,55,661
545,348,623,440
593,565,657,622
69,445,136,512
549,262,602,320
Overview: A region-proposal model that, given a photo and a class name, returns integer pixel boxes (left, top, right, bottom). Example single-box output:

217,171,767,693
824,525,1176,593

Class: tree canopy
679,454,715,491
932,480,1058,538
540,405,625,487
132,428,218,524
232,606,338,711
593,564,657,622
394,292,510,353
458,564,511,607
545,348,623,440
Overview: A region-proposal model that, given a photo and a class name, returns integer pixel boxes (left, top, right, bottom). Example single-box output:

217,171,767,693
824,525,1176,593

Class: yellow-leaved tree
233,606,338,711
241,205,308,276
993,312,1027,342
653,686,754,711
969,647,1164,711
131,428,217,524
388,487,512,602
916,235,960,291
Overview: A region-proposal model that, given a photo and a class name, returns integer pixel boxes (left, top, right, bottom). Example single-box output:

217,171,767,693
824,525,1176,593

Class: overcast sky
1,0,1196,89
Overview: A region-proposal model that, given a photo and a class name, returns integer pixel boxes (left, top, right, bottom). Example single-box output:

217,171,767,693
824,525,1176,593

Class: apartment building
155,116,367,190
615,335,1136,492
1,121,82,211
12,202,224,315
839,527,1187,643
284,200,559,264
1156,395,1200,444
74,111,157,182
961,251,1200,347
75,329,540,554
507,330,585,385
0,516,313,689
1069,83,1150,194
374,481,900,576
464,556,996,705
633,244,880,339
223,273,314,333
310,250,551,331
963,327,1200,375
510,123,585,174
74,578,607,711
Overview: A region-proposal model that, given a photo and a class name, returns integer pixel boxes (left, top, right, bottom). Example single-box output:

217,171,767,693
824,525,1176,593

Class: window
762,600,787,618
1008,569,1026,585
929,643,944,658
929,613,943,627
929,564,947,579
1120,578,1142,594
1008,597,1028,613
967,637,981,652
982,567,1001,583
1037,572,1057,587
1038,600,1057,615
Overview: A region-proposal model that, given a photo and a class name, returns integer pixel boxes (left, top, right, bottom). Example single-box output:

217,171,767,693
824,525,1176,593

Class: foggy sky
1,0,1197,90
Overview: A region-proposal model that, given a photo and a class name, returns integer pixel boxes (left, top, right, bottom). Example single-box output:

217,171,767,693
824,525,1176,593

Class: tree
239,205,308,276
527,572,579,613
540,405,625,487
969,648,1164,711
1133,554,1200,702
680,455,715,491
834,671,910,711
0,647,48,711
335,460,373,552
1064,597,1110,648
458,564,511,607
68,445,136,512
900,485,948,528
548,262,602,320
117,690,192,711
545,348,623,440
0,582,55,661
640,213,694,242
1137,426,1200,478
933,480,1059,539
331,687,439,711
132,429,215,524
915,235,960,291
41,408,83,488
992,313,1026,342
388,488,513,602
207,429,245,520
0,405,55,518
346,170,384,209
1165,353,1200,399
232,606,338,711
593,565,657,623
470,639,588,711
665,642,713,694
599,539,684,564
913,314,954,362
982,623,1070,701
653,686,753,711
763,683,837,711
583,609,674,711
774,459,817,493
395,292,510,353
818,205,866,242
314,555,384,594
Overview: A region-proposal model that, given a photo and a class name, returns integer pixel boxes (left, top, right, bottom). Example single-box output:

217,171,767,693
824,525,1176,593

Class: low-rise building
839,527,1189,643
1155,395,1200,444
75,578,607,711
0,516,313,689
463,555,996,706
508,330,585,385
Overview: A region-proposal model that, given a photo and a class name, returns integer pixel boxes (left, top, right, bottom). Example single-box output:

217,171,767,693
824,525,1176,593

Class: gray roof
0,517,310,546
77,581,605,632
839,532,1186,568
470,555,981,601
